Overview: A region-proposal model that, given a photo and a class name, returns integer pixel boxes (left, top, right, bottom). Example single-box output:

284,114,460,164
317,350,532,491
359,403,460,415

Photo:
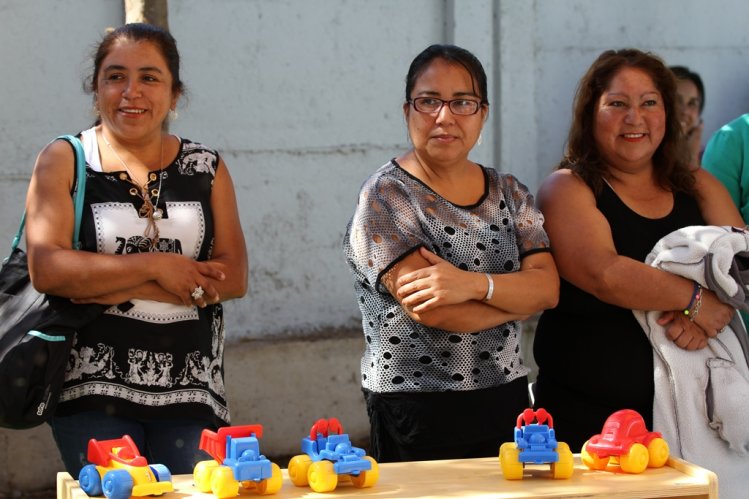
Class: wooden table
57,455,717,498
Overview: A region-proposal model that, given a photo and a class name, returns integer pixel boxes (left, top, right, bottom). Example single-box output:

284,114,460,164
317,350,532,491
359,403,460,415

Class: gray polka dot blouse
343,160,551,393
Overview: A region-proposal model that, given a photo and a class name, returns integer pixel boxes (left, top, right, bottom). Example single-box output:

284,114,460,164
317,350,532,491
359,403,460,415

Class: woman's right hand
396,247,478,313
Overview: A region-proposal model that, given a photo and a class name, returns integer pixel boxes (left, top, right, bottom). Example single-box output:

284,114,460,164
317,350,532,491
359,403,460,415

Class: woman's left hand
396,247,480,313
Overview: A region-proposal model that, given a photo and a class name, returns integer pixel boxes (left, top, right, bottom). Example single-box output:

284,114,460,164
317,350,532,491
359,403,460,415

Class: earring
477,133,483,146
168,109,179,121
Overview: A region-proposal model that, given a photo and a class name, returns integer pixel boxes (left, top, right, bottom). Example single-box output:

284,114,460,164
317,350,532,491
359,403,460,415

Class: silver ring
191,286,204,300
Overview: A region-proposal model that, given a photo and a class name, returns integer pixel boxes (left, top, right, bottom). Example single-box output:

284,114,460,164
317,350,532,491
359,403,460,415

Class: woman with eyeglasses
343,44,559,462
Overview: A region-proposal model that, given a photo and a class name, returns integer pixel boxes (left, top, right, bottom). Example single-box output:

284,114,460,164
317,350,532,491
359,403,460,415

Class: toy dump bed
199,424,264,463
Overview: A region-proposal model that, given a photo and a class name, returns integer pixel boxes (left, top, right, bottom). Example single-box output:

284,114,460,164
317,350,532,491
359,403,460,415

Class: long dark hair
560,48,694,195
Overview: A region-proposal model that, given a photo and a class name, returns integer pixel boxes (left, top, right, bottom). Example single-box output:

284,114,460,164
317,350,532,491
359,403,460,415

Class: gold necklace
101,130,165,248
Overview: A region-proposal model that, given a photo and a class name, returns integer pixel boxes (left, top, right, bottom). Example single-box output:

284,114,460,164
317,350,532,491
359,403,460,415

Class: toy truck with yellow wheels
582,409,669,474
193,424,282,497
500,408,574,480
288,417,379,493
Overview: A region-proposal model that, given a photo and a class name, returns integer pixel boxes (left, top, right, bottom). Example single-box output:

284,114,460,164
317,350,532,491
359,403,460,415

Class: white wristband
483,273,494,301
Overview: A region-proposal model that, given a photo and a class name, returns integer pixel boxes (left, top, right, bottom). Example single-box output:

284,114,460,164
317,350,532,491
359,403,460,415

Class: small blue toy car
499,408,574,480
287,417,379,492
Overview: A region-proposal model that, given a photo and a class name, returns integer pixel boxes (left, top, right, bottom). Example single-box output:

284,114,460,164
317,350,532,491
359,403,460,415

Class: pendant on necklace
153,208,163,220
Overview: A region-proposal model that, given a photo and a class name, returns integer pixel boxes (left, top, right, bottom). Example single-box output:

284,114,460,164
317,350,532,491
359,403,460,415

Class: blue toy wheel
102,469,134,499
150,464,172,483
78,464,102,496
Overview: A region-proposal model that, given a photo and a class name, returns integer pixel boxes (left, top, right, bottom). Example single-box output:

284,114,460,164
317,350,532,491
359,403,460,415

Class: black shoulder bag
0,135,104,429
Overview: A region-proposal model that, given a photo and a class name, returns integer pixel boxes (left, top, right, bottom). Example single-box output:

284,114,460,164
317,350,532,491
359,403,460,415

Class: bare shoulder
692,166,723,192
537,169,594,210
33,138,76,187
692,167,744,226
692,166,734,207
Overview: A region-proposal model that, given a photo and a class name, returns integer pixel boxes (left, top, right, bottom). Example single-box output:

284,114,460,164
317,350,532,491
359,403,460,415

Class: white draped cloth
633,225,749,499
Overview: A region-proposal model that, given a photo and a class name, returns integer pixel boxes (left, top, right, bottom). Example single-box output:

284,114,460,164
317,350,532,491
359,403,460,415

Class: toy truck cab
288,417,379,493
499,408,574,480
582,409,669,474
78,435,173,499
193,425,282,497
515,421,559,463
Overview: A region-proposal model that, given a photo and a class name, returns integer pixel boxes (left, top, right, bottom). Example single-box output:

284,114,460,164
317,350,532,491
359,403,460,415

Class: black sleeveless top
533,183,704,428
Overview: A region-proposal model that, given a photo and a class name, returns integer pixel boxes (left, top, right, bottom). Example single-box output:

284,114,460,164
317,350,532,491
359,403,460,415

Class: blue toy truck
287,417,379,493
193,424,282,497
499,408,574,480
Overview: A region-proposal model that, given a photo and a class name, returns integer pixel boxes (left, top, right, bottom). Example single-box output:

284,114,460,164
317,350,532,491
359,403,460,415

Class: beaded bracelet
688,292,703,322
683,281,702,321
483,273,494,302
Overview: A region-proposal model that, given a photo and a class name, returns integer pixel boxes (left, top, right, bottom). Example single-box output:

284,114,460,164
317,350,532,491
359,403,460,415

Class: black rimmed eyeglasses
408,97,483,116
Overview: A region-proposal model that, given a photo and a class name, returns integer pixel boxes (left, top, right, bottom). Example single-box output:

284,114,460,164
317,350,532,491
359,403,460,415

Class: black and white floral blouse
56,128,228,427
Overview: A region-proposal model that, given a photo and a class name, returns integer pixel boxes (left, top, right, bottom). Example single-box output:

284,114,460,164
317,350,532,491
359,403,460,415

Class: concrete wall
2,0,749,495
498,1,749,191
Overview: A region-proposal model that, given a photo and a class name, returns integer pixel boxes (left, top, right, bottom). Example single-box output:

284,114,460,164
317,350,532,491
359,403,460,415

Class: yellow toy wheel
499,442,514,460
255,462,283,495
551,442,574,479
647,437,669,468
193,460,219,493
308,460,338,493
288,455,312,486
350,456,379,488
581,440,609,470
620,442,649,474
210,465,239,498
500,445,524,480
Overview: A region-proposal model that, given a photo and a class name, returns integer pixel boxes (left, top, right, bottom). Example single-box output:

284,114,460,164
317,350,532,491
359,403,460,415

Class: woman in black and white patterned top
25,24,247,475
344,44,559,462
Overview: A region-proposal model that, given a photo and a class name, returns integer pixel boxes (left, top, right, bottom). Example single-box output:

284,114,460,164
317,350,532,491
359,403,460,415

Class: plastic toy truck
581,409,669,474
78,435,173,499
193,424,282,497
287,417,379,493
499,408,574,480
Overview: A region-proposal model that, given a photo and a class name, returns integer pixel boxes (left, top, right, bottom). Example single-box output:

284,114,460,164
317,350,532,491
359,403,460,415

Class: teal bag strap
59,135,87,249
9,135,87,253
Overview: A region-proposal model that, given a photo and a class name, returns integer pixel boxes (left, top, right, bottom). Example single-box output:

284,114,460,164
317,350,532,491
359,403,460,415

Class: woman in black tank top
532,49,743,452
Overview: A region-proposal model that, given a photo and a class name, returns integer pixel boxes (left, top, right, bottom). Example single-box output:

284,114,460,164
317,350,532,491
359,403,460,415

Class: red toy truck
582,409,669,474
